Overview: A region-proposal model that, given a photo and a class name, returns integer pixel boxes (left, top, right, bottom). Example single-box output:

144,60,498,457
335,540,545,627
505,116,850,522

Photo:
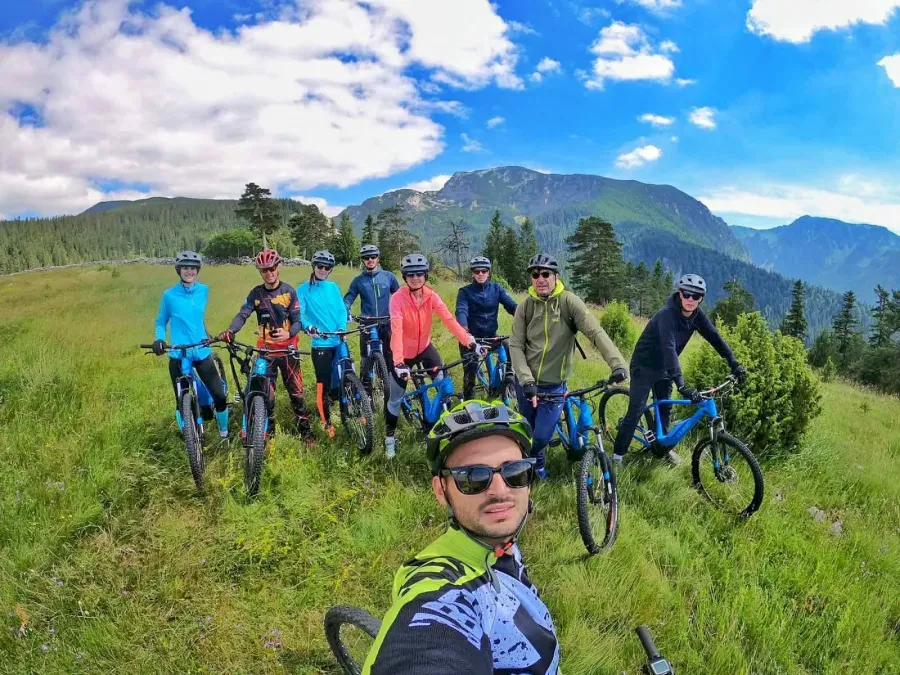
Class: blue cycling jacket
299,279,348,348
455,280,518,338
344,269,399,318
154,282,212,361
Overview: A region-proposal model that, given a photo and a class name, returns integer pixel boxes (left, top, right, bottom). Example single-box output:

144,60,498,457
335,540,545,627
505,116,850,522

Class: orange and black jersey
227,282,302,346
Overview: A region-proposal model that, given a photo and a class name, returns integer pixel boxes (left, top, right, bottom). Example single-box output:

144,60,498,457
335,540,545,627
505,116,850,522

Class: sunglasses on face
441,458,536,495
405,271,426,278
315,264,332,271
531,270,553,280
472,269,490,275
260,267,278,274
361,256,378,261
681,291,704,301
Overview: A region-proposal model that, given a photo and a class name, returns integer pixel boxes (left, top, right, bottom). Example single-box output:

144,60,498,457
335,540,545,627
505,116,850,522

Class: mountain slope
340,166,749,260
733,216,900,302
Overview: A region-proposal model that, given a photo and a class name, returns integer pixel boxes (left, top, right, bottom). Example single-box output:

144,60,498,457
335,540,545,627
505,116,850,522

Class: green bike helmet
426,400,533,476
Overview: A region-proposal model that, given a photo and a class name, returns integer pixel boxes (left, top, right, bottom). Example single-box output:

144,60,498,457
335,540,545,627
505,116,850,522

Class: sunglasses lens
362,256,376,260
501,460,534,488
473,269,489,274
263,267,277,273
454,466,493,495
682,291,702,300
531,270,552,279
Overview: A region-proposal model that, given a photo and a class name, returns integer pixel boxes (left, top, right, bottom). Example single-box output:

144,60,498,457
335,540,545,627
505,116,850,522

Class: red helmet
255,249,283,270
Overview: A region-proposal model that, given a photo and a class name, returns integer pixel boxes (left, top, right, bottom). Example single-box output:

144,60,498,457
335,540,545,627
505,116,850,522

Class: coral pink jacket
390,286,473,365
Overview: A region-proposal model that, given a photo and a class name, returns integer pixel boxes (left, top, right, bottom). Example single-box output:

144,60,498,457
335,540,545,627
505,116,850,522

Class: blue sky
2,0,900,232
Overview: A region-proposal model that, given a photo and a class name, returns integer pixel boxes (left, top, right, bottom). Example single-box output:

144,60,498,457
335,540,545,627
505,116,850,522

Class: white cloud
487,116,505,128
0,0,524,216
291,196,345,218
879,53,900,85
401,174,452,192
461,133,484,152
507,20,538,35
689,107,717,129
529,57,562,83
659,40,680,53
577,7,612,25
583,21,676,89
698,180,900,234
675,77,696,86
639,113,675,127
616,144,662,169
622,0,683,11
747,0,900,43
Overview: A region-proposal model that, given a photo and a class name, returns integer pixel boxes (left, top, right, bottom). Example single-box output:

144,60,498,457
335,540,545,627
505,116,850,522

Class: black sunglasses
405,271,426,278
441,458,536,495
315,264,332,271
472,268,490,274
260,266,278,274
361,255,378,261
530,270,553,280
681,290,704,301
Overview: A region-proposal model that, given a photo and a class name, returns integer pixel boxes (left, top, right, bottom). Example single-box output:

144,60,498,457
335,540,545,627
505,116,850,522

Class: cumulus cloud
576,7,612,26
401,174,452,192
487,116,505,128
0,0,524,216
747,0,900,43
675,77,697,86
529,56,563,83
582,21,676,89
639,113,675,127
616,144,662,169
689,107,717,129
461,133,485,152
290,196,345,218
879,54,900,85
622,0,683,10
659,40,680,53
507,20,538,35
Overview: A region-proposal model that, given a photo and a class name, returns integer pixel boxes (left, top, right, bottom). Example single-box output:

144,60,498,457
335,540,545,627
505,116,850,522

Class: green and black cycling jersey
363,526,561,674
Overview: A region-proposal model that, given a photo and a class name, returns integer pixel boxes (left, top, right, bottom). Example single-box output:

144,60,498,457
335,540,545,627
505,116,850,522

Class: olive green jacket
509,281,627,386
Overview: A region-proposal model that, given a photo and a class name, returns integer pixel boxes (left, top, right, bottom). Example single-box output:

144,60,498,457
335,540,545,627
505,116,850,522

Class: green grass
0,264,898,674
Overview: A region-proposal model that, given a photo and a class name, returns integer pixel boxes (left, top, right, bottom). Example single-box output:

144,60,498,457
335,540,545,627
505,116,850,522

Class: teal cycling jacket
298,279,348,348
154,282,212,361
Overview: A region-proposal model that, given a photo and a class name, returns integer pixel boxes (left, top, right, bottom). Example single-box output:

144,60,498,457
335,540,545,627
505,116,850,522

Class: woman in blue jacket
299,250,348,439
455,256,518,400
153,251,229,437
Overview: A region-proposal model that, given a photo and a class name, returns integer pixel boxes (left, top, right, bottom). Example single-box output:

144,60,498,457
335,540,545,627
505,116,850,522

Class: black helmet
311,250,336,268
400,253,429,275
526,253,559,272
360,244,380,258
469,256,492,270
677,274,706,295
175,251,202,269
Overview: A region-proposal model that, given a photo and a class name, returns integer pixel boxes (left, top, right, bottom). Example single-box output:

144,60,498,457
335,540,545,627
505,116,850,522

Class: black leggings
612,368,673,457
168,356,227,412
385,344,443,435
312,347,340,424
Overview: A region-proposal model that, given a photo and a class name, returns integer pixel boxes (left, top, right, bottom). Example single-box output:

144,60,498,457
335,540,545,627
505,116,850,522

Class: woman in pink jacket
384,253,487,458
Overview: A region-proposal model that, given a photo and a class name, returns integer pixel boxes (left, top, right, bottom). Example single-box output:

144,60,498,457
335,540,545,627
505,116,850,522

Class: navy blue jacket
344,269,399,318
455,281,518,338
631,293,738,388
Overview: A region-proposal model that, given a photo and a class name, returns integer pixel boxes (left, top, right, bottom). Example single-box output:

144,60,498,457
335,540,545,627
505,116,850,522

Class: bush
821,356,837,383
202,229,259,259
685,312,822,457
600,300,638,356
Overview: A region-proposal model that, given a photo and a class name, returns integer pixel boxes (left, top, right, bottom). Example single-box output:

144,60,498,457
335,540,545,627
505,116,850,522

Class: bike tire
245,395,267,498
180,390,204,490
340,372,374,455
324,605,382,675
369,352,389,414
576,442,619,555
598,387,654,452
501,378,518,412
691,431,764,518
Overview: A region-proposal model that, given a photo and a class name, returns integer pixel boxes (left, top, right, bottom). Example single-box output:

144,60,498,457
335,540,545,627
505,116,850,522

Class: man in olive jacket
509,253,628,478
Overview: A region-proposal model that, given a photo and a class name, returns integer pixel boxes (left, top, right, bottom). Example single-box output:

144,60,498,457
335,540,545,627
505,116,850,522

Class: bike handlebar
534,379,610,401
408,354,475,376
352,315,391,324
140,339,223,352
700,375,737,397
316,327,366,337
227,340,310,356
635,626,660,659
473,335,509,344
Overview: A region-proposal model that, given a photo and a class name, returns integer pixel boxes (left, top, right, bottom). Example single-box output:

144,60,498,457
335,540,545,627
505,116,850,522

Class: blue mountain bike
140,339,227,490
318,328,374,454
599,376,764,518
537,379,618,555
353,315,391,414
399,356,472,434
472,335,518,409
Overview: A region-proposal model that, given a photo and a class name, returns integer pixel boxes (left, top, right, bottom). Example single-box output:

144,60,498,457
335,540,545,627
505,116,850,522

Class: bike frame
401,373,457,426
329,336,357,391
241,353,272,438
629,380,735,450
553,393,598,460
475,340,511,392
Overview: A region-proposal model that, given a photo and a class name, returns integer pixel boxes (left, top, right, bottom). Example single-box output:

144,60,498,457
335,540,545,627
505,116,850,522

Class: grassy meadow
0,264,898,674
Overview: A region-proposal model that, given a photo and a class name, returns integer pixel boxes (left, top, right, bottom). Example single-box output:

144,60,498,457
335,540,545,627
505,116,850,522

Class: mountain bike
537,380,618,555
399,355,472,434
323,604,674,675
598,376,764,518
472,335,518,408
140,339,227,490
317,328,374,454
225,340,308,498
353,315,391,414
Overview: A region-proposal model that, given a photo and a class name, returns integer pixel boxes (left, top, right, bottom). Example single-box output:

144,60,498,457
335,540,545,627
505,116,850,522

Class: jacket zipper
536,297,550,383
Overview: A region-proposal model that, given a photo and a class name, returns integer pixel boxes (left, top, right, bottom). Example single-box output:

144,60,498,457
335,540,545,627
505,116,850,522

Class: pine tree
333,213,359,265
630,261,651,316
710,280,756,328
235,183,280,248
832,290,860,368
361,214,377,246
482,210,506,266
513,217,539,290
780,279,808,342
566,217,625,304
376,204,418,271
650,259,668,312
288,204,332,258
869,284,891,348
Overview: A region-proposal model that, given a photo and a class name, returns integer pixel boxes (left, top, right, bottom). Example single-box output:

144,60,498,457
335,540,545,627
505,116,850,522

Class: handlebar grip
635,626,660,659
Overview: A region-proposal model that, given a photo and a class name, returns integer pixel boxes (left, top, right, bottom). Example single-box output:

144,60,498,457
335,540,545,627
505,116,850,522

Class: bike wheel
179,391,204,490
501,378,519,412
340,372,374,454
324,605,382,675
576,441,619,555
369,352,389,414
598,387,654,452
245,395,267,498
692,431,764,518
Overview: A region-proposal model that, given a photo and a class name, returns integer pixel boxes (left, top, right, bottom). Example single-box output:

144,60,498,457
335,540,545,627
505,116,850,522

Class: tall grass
0,264,897,674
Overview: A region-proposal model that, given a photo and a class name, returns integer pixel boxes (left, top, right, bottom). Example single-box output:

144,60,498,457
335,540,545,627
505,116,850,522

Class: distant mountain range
733,216,900,302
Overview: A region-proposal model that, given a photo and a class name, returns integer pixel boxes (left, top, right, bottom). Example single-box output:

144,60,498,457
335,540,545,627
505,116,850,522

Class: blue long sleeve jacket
154,282,212,361
455,280,518,338
299,279,348,348
343,269,399,318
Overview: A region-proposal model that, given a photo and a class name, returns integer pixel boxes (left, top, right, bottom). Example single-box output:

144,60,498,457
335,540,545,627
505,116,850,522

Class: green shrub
821,356,837,383
685,312,822,457
110,267,121,278
600,300,638,356
202,229,259,258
